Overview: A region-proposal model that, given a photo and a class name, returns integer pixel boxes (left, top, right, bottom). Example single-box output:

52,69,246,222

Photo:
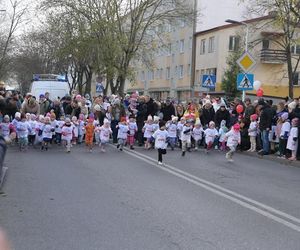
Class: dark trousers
279,138,288,156
137,122,144,145
158,148,166,162
111,120,119,143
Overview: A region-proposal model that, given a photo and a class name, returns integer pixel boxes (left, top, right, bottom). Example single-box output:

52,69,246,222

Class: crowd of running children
0,104,298,165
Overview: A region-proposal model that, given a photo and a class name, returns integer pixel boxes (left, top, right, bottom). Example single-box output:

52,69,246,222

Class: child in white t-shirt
166,116,178,150
192,118,203,150
225,123,241,162
152,121,169,165
248,114,258,152
99,119,112,152
287,118,298,161
204,121,218,153
117,118,129,151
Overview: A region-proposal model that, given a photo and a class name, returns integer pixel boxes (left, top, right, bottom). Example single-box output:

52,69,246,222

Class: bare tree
242,0,300,98
41,0,195,95
0,0,28,80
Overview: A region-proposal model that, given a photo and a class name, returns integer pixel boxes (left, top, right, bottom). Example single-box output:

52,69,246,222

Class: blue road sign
237,73,254,91
202,75,216,88
96,82,104,93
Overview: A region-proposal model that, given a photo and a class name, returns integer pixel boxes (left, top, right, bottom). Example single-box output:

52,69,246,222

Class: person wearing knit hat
248,114,258,152
193,118,204,151
166,116,178,150
99,118,112,152
204,121,218,153
61,117,73,153
143,115,154,150
16,113,31,152
128,115,137,150
0,115,15,143
116,118,129,151
85,117,95,152
287,118,299,161
278,112,290,158
41,116,54,151
225,123,241,162
218,120,228,151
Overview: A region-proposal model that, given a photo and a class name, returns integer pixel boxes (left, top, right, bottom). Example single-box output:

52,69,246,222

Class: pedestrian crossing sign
237,73,254,91
202,75,216,88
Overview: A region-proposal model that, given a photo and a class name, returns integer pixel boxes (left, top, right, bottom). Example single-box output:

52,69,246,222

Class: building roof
195,15,272,37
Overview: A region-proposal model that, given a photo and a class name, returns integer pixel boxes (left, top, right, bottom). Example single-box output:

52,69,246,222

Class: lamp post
225,19,249,101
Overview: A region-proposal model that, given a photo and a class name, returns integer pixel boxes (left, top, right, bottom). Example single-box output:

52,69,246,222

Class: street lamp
225,19,249,101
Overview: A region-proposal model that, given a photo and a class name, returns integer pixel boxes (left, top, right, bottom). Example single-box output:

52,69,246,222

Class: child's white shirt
55,121,65,134
181,125,192,142
128,122,137,136
143,123,154,138
248,121,258,137
226,130,241,147
177,123,184,139
287,127,298,151
72,122,79,137
204,128,218,144
0,122,12,137
219,127,228,142
29,120,37,136
152,129,168,149
61,125,73,141
42,124,53,139
193,127,203,141
152,123,159,132
167,123,177,138
78,120,85,135
100,126,112,143
280,121,291,138
16,121,30,138
117,124,129,139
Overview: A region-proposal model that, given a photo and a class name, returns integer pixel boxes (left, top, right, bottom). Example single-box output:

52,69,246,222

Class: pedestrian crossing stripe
239,75,250,88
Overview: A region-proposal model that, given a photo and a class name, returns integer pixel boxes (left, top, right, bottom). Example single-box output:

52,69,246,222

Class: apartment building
126,0,248,101
194,15,300,98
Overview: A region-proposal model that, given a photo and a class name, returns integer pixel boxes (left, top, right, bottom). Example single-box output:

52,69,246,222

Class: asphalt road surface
0,145,300,250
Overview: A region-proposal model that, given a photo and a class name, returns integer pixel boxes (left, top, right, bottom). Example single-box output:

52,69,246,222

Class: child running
85,118,95,152
61,117,73,153
225,123,241,162
117,117,129,151
152,121,168,165
99,119,112,152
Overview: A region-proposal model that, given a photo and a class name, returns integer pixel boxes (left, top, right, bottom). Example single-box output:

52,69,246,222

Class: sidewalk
239,151,300,168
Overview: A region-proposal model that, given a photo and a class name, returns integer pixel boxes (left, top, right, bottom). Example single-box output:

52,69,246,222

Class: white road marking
122,148,300,233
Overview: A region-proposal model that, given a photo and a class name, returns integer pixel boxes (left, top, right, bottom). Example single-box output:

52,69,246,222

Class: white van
30,74,70,100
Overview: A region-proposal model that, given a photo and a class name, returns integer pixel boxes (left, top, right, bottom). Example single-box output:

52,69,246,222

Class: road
0,145,300,250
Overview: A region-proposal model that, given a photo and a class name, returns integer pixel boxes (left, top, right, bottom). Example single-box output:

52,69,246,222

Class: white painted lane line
123,149,300,233
129,149,300,225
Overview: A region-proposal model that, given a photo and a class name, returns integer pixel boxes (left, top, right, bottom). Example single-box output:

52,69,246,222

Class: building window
141,71,145,81
208,36,215,53
291,45,300,54
148,70,154,81
167,43,172,56
179,39,185,53
293,72,300,85
166,67,171,79
262,39,270,50
179,19,185,28
166,23,172,33
200,39,206,54
188,64,191,75
179,65,184,79
189,37,193,49
229,36,240,51
206,68,217,76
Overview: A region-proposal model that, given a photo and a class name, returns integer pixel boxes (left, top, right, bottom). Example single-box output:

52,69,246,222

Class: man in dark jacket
201,100,215,127
258,100,273,155
214,104,230,128
145,95,157,117
136,96,148,146
161,98,175,122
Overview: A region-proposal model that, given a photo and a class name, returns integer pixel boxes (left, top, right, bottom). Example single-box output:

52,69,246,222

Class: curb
0,166,8,189
238,151,300,168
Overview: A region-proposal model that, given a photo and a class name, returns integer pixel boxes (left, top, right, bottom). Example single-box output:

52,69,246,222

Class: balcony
260,49,287,64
